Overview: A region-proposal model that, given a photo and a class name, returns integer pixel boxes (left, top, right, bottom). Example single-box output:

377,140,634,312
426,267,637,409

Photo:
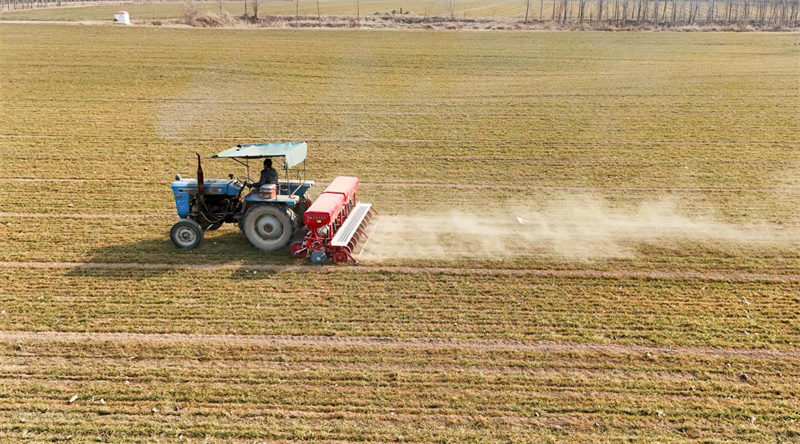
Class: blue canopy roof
213,142,307,169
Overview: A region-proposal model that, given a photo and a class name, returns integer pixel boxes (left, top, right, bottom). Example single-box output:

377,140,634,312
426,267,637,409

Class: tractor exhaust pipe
195,152,204,196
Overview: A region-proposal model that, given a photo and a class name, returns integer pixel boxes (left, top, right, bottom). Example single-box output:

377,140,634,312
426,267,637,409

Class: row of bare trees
0,0,138,11
1,0,80,10
520,0,800,25
241,0,319,21
0,0,186,10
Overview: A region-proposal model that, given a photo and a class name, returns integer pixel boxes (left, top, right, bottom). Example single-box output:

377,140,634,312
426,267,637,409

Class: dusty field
1,24,799,442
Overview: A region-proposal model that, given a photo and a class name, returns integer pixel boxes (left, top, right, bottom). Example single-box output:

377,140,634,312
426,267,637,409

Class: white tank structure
114,11,131,25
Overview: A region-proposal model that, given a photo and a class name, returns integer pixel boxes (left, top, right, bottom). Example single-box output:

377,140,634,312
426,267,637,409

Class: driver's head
264,158,272,169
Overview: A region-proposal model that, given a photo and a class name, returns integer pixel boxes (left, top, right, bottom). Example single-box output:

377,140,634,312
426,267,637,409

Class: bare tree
447,0,457,20
707,0,716,21
252,0,262,20
622,0,630,23
578,0,588,21
316,0,321,22
295,0,299,21
217,0,224,15
671,0,678,22
356,0,361,26
525,0,531,22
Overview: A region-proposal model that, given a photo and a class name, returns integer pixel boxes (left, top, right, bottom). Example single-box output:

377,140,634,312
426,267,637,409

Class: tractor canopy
212,141,307,169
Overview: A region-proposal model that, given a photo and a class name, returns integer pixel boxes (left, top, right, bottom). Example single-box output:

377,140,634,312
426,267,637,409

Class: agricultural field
1,23,800,442
0,0,533,21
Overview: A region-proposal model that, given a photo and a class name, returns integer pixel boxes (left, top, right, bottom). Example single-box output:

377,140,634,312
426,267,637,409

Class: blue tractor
170,142,314,251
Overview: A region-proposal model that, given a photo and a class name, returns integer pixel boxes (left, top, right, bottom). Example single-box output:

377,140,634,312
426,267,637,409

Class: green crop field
1,23,799,443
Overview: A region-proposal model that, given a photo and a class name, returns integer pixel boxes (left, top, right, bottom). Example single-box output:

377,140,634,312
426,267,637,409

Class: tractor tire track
1,178,151,183
1,178,797,194
4,149,800,165
1,261,798,282
361,182,800,193
3,211,797,226
3,94,796,108
0,212,171,219
3,212,798,232
427,156,800,166
1,331,797,361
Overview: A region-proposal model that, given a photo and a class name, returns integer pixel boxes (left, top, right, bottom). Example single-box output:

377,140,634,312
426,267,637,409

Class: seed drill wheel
170,219,204,249
290,241,307,258
332,250,350,264
310,250,328,264
242,204,297,252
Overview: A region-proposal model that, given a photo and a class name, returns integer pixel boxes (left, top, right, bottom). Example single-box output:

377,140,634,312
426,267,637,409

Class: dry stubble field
1,24,800,442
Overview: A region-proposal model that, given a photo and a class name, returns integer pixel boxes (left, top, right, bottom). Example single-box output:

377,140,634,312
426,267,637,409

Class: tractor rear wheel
170,219,204,249
242,204,297,252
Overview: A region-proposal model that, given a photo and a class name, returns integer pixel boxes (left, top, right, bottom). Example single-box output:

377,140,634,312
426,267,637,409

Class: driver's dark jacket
252,167,279,188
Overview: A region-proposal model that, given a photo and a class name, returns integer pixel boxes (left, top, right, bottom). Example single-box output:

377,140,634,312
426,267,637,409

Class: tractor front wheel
170,219,204,249
242,204,297,252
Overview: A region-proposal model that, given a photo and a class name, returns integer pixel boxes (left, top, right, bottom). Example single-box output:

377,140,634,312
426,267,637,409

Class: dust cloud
155,70,229,139
359,196,798,261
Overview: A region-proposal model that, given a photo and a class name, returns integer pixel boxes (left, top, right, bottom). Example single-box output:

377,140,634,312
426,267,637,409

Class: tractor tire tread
241,204,298,252
170,219,204,249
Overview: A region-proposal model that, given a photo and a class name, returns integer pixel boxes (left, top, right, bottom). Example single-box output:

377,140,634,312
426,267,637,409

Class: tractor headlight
175,174,182,181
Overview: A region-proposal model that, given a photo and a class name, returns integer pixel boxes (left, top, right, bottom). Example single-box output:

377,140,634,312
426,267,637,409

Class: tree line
2,0,798,27
0,0,150,11
523,0,800,25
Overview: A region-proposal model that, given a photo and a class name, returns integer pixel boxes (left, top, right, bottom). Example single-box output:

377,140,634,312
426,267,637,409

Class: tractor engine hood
172,179,242,197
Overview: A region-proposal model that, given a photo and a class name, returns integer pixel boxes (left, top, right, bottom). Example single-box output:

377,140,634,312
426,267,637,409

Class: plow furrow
1,261,798,282
0,212,171,219
2,331,798,360
2,178,798,193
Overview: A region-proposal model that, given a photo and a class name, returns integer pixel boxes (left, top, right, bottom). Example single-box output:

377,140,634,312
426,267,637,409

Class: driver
249,158,279,189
